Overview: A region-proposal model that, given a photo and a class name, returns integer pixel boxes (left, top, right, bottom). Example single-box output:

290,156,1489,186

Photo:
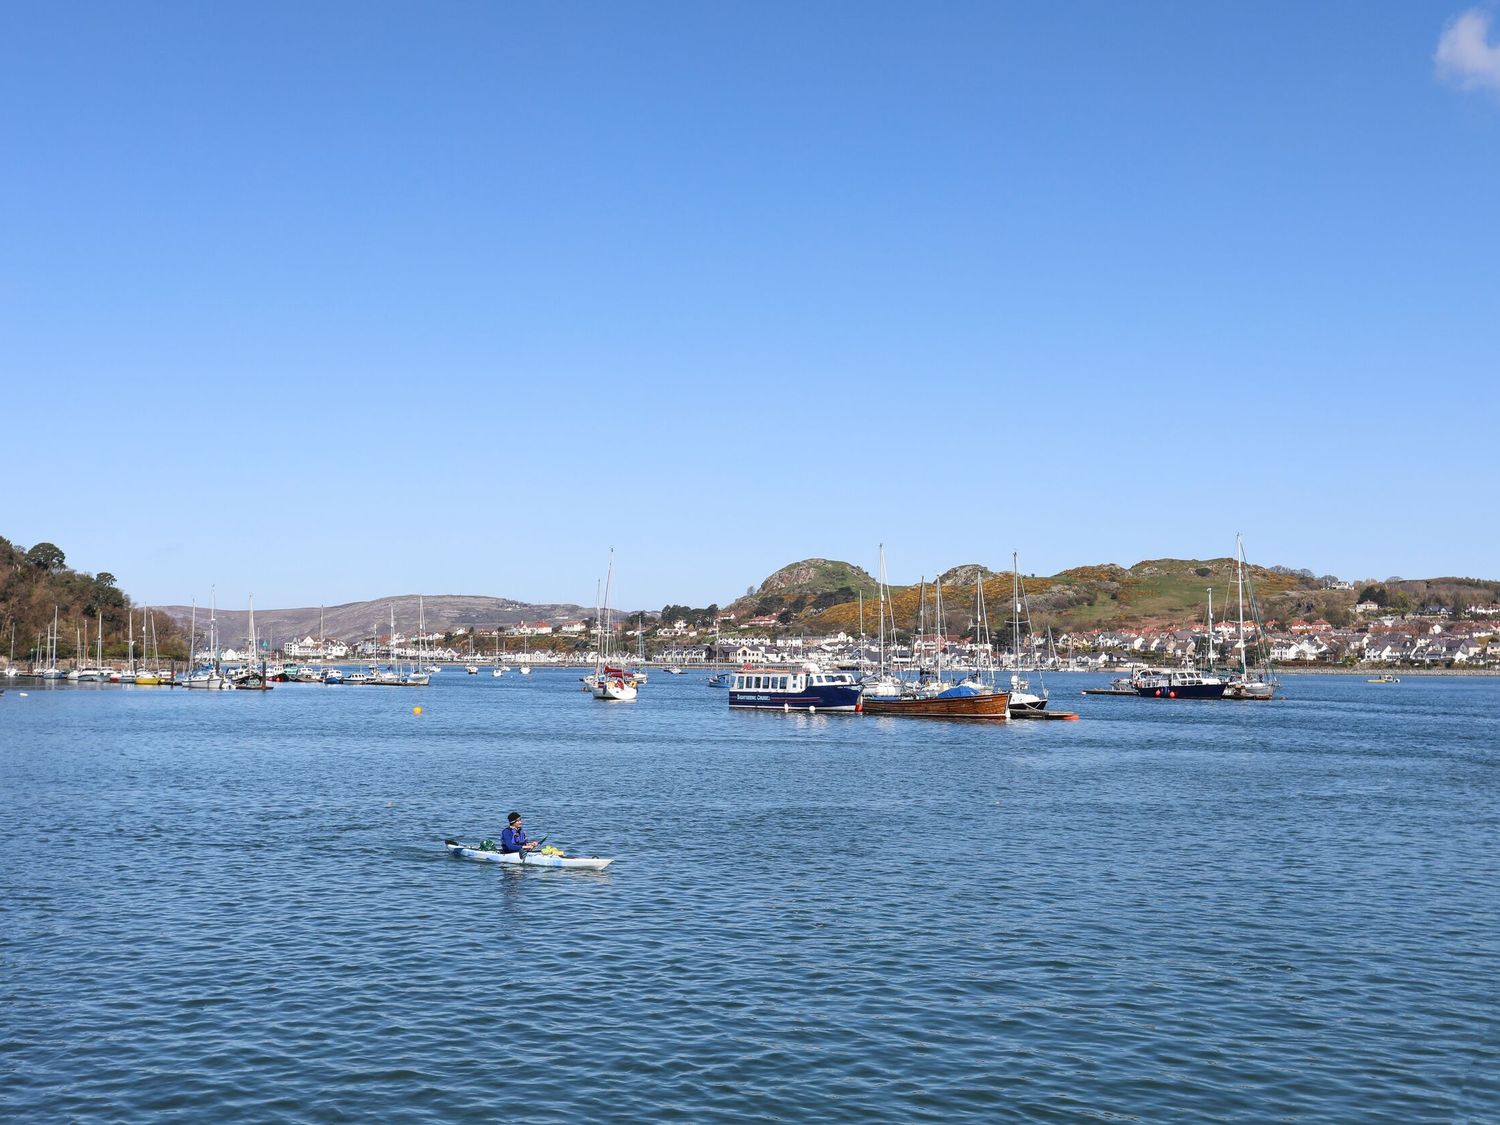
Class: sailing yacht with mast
1006,553,1049,714
1224,534,1278,700
185,591,234,689
39,607,67,679
859,545,901,699
706,614,731,688
71,612,106,681
230,597,270,689
133,608,166,685
403,599,431,685
6,621,20,678
589,551,638,702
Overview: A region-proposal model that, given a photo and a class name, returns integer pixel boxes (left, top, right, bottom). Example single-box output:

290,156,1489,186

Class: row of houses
1053,622,1500,667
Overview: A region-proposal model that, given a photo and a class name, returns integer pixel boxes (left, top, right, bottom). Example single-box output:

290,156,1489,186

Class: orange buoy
412,705,423,715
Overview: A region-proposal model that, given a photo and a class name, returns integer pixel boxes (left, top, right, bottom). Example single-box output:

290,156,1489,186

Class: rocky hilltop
726,558,878,621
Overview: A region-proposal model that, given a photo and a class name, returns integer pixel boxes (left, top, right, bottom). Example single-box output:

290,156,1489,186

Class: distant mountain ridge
159,594,589,645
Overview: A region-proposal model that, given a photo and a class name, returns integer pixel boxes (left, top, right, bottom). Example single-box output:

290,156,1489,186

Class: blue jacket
500,825,528,854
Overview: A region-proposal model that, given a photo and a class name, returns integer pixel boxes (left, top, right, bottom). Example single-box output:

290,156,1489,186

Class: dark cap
507,811,521,824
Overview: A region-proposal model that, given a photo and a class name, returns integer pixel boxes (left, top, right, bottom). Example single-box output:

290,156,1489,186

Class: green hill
760,556,1332,635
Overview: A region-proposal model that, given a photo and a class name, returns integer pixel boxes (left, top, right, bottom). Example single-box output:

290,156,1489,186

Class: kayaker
500,811,538,854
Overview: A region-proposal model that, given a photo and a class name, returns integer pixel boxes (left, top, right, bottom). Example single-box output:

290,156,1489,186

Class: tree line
0,537,187,663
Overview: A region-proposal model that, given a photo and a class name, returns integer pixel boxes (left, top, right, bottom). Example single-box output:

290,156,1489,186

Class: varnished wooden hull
861,691,1010,720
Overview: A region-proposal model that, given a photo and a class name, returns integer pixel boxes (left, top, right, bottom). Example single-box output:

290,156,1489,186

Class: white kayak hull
444,842,613,870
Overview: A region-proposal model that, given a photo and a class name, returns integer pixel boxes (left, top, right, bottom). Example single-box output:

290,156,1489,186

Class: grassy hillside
800,557,1326,635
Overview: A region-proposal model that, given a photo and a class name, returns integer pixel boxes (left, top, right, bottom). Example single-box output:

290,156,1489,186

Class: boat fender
808,705,816,714
1168,691,1176,699
1155,688,1163,697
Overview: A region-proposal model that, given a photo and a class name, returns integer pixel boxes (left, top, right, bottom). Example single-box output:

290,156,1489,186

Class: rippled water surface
3,672,1497,1121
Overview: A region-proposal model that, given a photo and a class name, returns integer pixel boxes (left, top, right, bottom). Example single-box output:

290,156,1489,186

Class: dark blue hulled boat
1132,669,1226,699
728,666,863,713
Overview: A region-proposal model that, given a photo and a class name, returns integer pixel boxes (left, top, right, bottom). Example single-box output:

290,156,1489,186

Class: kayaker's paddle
518,836,547,864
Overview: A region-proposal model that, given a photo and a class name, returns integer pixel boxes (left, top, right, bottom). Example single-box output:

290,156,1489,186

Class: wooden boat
862,690,1010,719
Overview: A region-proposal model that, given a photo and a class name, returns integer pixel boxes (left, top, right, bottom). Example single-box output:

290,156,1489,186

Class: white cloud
1435,8,1500,94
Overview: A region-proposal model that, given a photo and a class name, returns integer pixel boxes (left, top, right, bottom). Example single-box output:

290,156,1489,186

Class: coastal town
271,601,1500,672
6,536,1500,678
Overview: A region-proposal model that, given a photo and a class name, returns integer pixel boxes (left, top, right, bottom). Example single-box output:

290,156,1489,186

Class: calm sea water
2,671,1496,1122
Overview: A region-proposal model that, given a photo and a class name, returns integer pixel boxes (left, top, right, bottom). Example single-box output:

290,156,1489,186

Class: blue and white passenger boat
727,665,863,713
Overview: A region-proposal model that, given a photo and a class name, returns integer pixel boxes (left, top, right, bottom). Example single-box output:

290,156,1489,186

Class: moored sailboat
1223,534,1277,700
588,551,638,701
1005,553,1049,714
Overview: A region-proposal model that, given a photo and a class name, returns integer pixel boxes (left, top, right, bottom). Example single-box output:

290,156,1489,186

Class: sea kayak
443,839,614,870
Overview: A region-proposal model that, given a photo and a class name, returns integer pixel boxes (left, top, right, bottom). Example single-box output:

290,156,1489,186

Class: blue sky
3,2,1497,610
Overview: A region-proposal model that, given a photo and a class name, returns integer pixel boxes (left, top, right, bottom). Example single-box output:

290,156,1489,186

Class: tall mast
602,549,615,668
916,577,926,673
594,578,603,679
190,600,197,669
876,545,887,677
1012,551,1021,672
1237,533,1247,677
1206,587,1214,671
975,571,991,685
857,590,864,670
935,578,945,681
